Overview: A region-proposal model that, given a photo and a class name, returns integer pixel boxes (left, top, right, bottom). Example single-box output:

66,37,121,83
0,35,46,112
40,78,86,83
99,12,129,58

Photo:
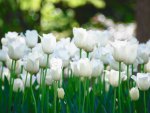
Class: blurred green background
0,0,136,38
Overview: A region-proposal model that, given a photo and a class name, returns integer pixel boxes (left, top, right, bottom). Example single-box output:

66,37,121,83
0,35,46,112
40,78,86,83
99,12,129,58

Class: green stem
86,52,89,58
80,48,82,58
47,86,49,113
30,74,37,113
144,91,147,113
54,81,58,113
118,62,122,113
79,78,81,112
42,54,49,113
127,65,131,113
22,72,28,103
82,79,86,113
113,88,116,113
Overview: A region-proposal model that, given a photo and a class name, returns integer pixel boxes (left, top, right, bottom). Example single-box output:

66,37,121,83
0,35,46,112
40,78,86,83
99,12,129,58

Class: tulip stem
144,91,147,113
30,74,37,113
22,72,28,104
113,88,116,113
8,60,17,113
79,78,81,112
41,54,49,113
82,79,86,113
80,48,82,58
127,65,131,113
118,62,122,113
54,81,58,113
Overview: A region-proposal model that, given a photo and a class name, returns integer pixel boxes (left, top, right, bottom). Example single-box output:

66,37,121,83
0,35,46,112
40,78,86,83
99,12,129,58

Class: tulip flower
77,58,92,77
13,78,24,92
57,88,65,99
25,30,38,48
131,73,150,91
24,52,40,74
129,87,139,101
8,38,26,60
90,59,104,77
41,33,56,54
106,70,127,87
0,48,8,62
73,27,87,49
144,59,150,72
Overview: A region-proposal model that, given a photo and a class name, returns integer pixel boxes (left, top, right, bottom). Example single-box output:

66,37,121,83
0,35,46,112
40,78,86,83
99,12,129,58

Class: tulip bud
131,73,150,91
57,88,65,99
25,30,38,48
106,70,127,87
41,33,56,54
144,59,150,72
77,58,92,77
129,87,139,101
13,78,24,92
24,52,40,74
51,67,62,81
8,38,25,60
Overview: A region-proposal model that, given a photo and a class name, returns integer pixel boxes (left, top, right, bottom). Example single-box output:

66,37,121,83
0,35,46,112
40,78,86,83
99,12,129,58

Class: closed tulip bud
137,44,149,64
57,88,65,99
41,33,56,54
70,62,80,77
106,70,127,87
73,27,87,49
45,69,53,86
77,58,92,77
90,59,104,77
25,30,38,48
131,73,150,91
13,78,24,92
51,67,62,81
24,52,40,74
0,67,10,82
144,59,150,72
129,87,139,101
8,38,25,60
111,40,127,62
123,43,138,64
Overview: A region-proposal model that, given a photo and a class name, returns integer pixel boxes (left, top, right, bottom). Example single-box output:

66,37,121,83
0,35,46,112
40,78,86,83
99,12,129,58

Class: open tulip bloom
0,28,150,113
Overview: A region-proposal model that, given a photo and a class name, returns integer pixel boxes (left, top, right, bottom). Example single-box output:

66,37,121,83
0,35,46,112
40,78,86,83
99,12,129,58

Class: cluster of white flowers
0,27,150,102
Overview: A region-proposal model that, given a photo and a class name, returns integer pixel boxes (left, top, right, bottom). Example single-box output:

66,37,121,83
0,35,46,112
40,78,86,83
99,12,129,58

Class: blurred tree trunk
136,0,150,42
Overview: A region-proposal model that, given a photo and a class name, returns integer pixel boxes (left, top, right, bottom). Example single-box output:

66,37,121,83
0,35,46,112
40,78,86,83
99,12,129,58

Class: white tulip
41,33,56,54
123,43,138,64
0,48,8,62
131,73,150,91
25,30,38,48
137,44,149,64
106,70,127,87
70,61,80,77
57,88,65,99
144,59,150,72
51,67,62,81
24,52,40,74
73,27,87,49
82,31,97,52
0,67,10,82
45,69,53,86
111,40,127,62
8,38,25,60
77,58,92,77
90,59,104,77
13,78,24,92
129,87,139,101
